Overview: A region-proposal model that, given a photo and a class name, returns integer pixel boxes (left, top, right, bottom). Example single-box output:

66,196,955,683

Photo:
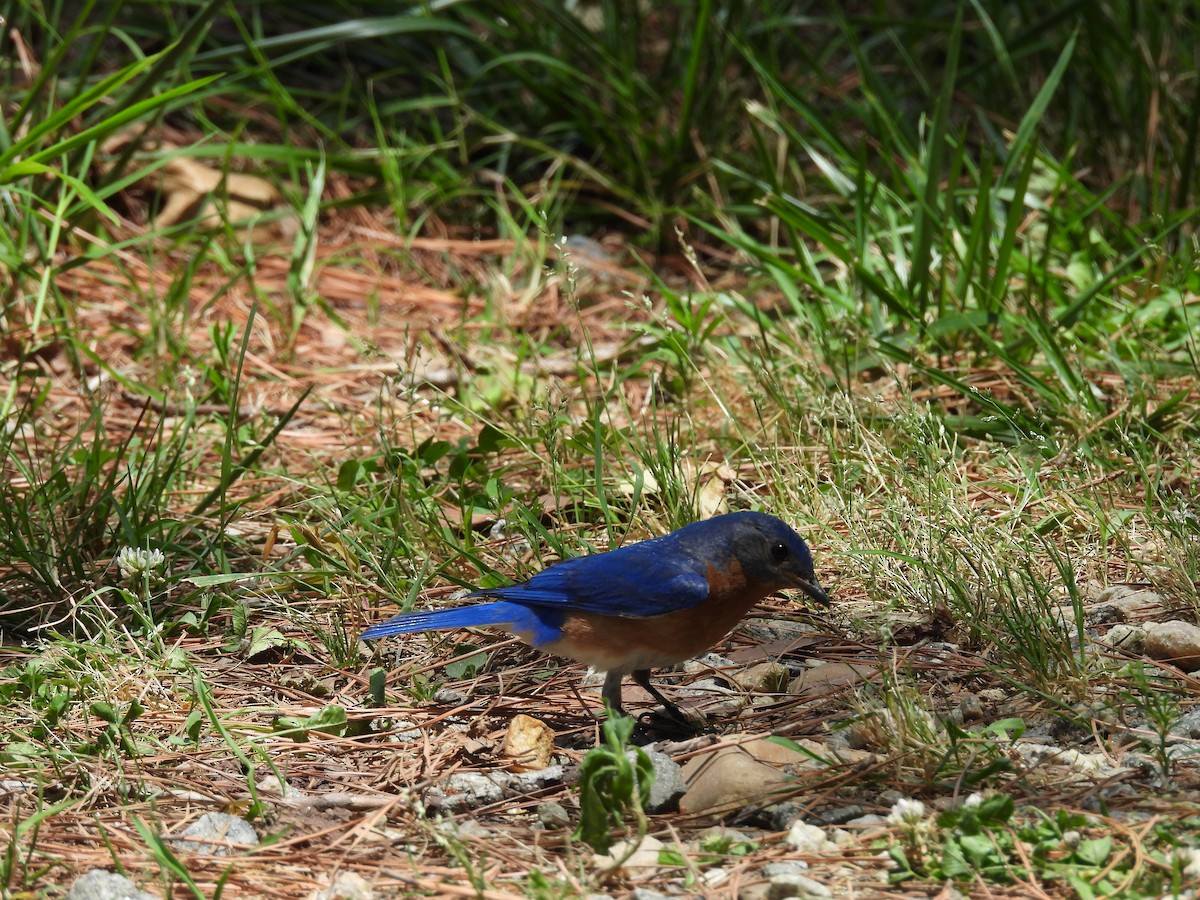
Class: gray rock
699,825,756,845
450,819,492,839
757,800,804,831
876,789,904,808
785,821,838,854
687,652,736,671
1094,586,1167,621
1172,710,1200,739
767,872,833,899
1014,743,1119,778
1104,624,1146,653
1098,782,1140,801
629,748,686,814
631,890,672,900
1118,751,1159,774
383,719,424,743
172,812,258,856
700,866,731,888
425,767,564,814
425,773,505,813
679,676,737,697
593,835,665,870
959,693,985,722
762,860,809,878
67,870,157,900
506,765,564,791
254,773,290,797
579,671,608,689
810,805,864,826
313,871,375,900
536,801,570,829
433,687,467,704
845,813,888,829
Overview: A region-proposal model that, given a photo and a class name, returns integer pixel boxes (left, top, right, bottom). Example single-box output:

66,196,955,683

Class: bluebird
361,511,829,722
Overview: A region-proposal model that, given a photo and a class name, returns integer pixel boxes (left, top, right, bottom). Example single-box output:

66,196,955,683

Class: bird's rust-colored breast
541,560,776,673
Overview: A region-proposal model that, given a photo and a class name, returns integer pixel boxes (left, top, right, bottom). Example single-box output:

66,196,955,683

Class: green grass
1,1,1199,896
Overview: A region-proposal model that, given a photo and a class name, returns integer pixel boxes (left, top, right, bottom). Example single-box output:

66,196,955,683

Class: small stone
679,749,793,815
173,813,258,856
876,789,903,808
506,765,564,792
593,835,665,871
424,773,504,813
958,693,985,722
448,819,491,839
423,766,562,815
680,676,738,697
1118,751,1158,773
1015,743,1116,778
1145,622,1200,672
313,871,375,900
831,828,856,847
1104,624,1146,653
630,890,672,900
810,805,864,826
784,821,838,854
756,800,804,831
789,663,875,698
630,748,687,813
500,714,554,772
67,870,157,900
383,719,424,743
536,801,570,829
762,860,810,878
699,825,756,846
1095,587,1167,621
1099,782,1140,801
700,866,731,887
686,652,736,671
767,872,833,899
844,813,888,833
255,773,290,797
737,662,790,693
1171,710,1200,739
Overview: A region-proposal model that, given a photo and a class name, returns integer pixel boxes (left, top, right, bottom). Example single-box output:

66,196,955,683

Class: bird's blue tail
361,600,525,640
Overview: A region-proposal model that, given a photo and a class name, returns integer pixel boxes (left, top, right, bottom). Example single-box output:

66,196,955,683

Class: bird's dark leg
632,669,691,725
601,670,627,717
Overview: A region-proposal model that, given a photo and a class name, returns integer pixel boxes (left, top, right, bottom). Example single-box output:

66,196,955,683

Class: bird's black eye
770,541,789,563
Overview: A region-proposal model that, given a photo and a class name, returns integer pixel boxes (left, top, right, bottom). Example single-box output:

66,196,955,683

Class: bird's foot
635,707,702,739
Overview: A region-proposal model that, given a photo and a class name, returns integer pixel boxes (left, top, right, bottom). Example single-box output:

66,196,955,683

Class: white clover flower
887,797,927,827
1171,847,1200,880
962,792,985,811
116,546,166,585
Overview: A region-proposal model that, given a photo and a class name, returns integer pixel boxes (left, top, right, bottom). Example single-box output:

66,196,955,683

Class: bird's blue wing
473,538,710,617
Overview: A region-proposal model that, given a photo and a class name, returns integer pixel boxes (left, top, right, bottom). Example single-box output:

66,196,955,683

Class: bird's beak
794,576,832,607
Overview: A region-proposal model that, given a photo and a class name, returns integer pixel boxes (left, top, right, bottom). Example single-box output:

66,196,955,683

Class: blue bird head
725,511,830,606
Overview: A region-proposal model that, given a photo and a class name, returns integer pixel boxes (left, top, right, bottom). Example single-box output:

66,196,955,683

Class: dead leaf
690,459,734,518
99,129,296,239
